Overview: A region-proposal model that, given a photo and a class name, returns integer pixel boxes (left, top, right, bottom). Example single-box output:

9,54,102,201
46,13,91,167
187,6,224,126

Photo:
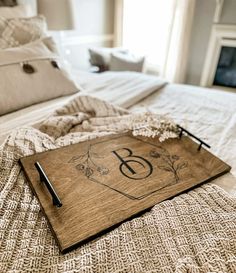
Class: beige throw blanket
1,95,236,273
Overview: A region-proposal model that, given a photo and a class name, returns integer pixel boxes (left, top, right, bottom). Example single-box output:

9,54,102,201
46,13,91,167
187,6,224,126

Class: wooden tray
19,133,231,253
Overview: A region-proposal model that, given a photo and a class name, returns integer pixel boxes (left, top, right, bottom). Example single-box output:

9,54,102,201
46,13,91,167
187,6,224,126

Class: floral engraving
68,145,109,178
149,147,188,183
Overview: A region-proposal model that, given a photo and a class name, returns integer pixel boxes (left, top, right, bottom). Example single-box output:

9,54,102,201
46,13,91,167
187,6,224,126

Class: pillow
0,15,47,49
88,47,128,70
0,37,80,115
0,4,33,18
109,53,145,72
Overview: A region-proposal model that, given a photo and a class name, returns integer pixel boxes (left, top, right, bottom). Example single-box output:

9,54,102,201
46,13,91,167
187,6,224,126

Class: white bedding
1,71,236,179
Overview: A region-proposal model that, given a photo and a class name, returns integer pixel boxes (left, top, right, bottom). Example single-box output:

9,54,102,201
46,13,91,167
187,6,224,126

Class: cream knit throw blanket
1,95,236,273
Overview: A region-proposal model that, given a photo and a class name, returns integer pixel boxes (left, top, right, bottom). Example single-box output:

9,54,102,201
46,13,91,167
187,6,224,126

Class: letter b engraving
112,148,153,180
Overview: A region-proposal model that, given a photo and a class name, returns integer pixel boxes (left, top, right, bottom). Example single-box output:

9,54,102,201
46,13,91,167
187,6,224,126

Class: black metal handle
34,161,62,207
177,125,211,151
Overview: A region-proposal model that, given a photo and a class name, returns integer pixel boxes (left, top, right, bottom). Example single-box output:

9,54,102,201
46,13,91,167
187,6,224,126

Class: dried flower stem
127,112,179,142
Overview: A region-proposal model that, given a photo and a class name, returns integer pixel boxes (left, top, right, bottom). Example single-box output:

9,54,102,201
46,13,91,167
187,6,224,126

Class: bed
1,68,236,272
1,2,236,273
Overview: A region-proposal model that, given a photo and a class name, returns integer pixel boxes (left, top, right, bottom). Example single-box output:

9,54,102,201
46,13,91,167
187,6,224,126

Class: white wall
53,0,115,70
221,0,236,23
186,0,236,85
72,0,114,36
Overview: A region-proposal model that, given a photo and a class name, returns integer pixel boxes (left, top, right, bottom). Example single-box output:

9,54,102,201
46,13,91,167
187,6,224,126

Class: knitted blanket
1,95,236,273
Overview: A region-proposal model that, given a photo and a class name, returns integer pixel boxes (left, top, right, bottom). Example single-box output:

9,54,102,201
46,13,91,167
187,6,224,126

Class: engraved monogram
112,148,153,180
68,136,188,200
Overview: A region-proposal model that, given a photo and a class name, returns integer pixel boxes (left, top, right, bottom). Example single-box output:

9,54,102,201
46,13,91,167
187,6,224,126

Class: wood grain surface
19,133,231,253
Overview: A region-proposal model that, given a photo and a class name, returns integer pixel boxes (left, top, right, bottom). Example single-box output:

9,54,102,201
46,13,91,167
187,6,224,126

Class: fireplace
213,46,236,88
201,24,236,91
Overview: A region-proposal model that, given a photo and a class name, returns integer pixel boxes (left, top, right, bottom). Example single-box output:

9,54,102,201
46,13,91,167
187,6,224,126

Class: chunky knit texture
0,95,236,273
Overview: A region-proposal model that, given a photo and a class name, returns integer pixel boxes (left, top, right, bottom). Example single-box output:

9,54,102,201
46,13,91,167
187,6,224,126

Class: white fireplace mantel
200,24,236,88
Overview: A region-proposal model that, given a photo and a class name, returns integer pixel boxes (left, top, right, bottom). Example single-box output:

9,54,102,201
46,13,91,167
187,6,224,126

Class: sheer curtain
114,0,196,83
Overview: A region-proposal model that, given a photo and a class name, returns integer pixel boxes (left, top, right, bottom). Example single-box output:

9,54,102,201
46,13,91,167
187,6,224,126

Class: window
115,0,195,82
122,0,176,74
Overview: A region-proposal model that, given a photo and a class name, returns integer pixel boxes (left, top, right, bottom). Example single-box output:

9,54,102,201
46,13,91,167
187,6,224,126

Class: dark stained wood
19,133,231,253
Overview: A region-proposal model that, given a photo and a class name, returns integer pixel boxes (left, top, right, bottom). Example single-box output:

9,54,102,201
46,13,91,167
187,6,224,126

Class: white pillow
0,37,80,115
110,53,145,72
0,4,33,18
0,15,47,49
88,47,128,69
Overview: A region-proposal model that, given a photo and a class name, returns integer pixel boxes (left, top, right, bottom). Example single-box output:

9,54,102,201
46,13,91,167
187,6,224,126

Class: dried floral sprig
126,112,179,142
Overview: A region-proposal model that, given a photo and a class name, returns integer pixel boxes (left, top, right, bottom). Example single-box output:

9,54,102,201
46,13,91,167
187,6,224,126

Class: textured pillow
88,47,128,70
110,53,145,72
0,15,47,49
0,37,80,115
0,4,33,18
